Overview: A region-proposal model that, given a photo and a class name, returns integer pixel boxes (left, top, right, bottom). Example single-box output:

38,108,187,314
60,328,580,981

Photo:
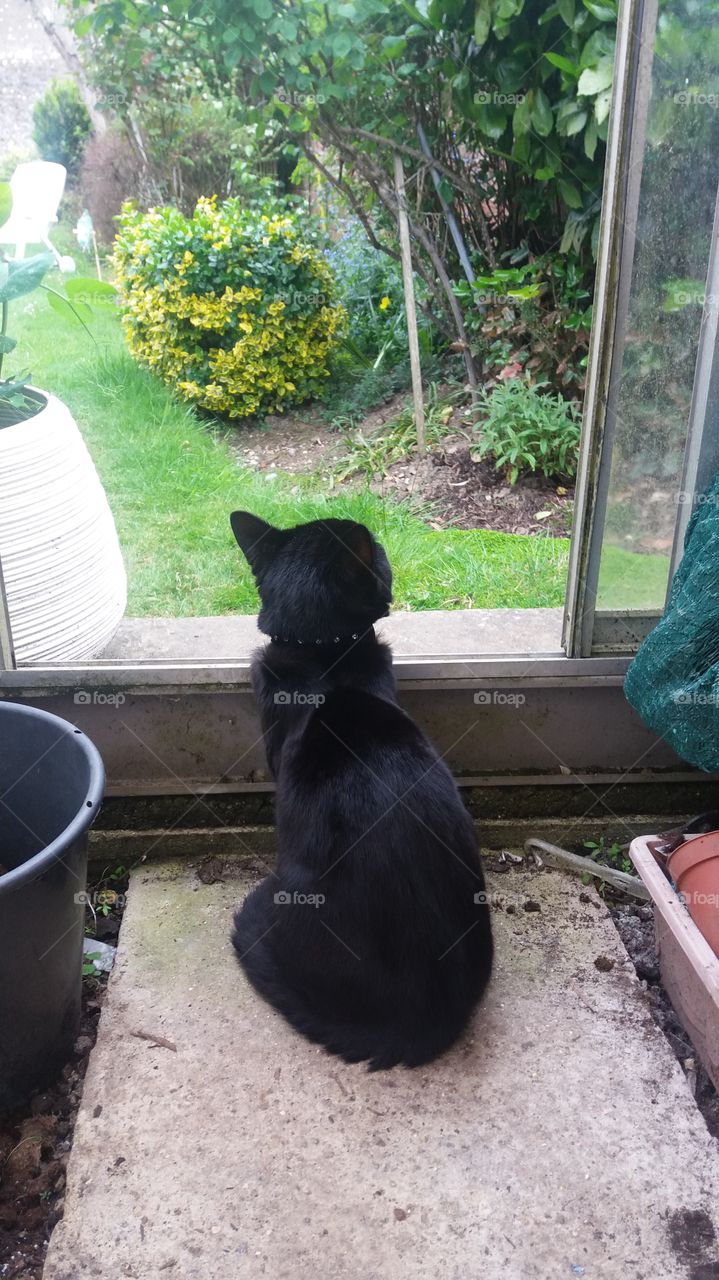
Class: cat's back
289,686,430,780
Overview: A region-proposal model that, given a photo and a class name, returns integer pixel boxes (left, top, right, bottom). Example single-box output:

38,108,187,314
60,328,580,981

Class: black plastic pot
0,702,104,1111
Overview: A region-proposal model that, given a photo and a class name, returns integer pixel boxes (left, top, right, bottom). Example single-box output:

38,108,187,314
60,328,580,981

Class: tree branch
301,144,400,263
325,127,479,380
26,0,106,133
333,124,496,269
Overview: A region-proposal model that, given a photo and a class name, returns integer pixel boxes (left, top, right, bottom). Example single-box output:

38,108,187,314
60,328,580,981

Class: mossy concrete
44,860,719,1280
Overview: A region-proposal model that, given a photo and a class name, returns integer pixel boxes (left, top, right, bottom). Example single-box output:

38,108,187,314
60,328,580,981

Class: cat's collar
270,633,360,646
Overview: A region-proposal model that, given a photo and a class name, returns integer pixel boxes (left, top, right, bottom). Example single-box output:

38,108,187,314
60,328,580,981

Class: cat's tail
315,1013,475,1072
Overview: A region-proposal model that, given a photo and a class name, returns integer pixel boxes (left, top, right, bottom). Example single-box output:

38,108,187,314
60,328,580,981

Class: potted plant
0,251,126,663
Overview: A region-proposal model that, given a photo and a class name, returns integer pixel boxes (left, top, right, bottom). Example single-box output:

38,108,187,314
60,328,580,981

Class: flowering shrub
113,198,345,419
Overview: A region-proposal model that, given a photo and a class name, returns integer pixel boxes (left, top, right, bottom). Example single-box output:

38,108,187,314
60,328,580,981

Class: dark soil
227,397,405,478
227,397,574,537
0,896,124,1280
377,439,573,535
228,407,346,477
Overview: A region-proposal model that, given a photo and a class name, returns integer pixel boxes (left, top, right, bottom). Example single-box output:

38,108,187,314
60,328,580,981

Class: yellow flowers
113,197,346,419
379,295,391,311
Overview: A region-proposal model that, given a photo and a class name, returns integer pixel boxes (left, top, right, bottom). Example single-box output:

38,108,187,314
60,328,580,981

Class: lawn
13,276,572,616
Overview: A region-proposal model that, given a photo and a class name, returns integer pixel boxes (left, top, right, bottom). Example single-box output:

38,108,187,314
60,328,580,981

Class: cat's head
230,512,393,641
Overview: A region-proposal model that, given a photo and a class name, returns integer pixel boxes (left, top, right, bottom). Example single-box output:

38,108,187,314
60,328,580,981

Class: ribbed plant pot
0,390,126,663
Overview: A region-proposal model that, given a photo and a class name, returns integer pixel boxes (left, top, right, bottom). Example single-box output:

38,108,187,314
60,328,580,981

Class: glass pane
596,0,719,610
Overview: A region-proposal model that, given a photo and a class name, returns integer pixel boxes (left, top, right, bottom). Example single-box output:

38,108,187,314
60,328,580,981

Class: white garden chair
0,161,74,269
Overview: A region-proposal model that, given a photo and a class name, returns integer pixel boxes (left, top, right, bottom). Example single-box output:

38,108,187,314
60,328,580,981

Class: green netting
624,471,719,772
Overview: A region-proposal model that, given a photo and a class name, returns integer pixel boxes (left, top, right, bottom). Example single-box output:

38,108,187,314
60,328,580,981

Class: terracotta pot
668,831,719,958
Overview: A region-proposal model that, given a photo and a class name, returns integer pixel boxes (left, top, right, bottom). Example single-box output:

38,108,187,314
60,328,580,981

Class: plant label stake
393,153,426,454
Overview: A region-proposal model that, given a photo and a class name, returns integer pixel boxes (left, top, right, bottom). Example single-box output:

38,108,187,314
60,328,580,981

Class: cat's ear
230,511,284,578
343,524,375,573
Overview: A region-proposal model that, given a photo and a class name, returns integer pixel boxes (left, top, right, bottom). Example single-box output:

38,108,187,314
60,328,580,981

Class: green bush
113,197,346,419
32,78,92,179
455,252,592,401
472,379,582,483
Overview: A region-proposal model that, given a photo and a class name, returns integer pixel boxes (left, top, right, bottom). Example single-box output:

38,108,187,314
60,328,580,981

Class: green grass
12,277,571,615
598,544,670,610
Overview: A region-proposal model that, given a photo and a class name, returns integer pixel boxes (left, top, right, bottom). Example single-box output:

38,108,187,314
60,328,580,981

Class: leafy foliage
80,102,285,246
320,214,444,423
456,251,592,399
32,78,92,179
113,197,346,418
63,0,615,383
435,0,614,259
334,383,461,481
321,361,416,431
0,253,114,427
326,216,431,367
471,379,582,483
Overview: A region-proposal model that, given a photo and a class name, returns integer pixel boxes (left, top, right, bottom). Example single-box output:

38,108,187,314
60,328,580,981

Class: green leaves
594,86,611,125
474,0,492,48
531,88,554,137
513,94,532,137
582,0,617,19
331,30,354,58
545,52,579,78
474,99,509,139
584,115,598,158
558,177,583,208
45,290,92,325
64,0,617,382
0,253,55,304
577,57,613,96
381,34,407,56
472,378,582,484
65,276,117,304
556,99,588,137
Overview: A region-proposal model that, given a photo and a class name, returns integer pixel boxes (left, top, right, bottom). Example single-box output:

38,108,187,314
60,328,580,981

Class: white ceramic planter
0,391,127,663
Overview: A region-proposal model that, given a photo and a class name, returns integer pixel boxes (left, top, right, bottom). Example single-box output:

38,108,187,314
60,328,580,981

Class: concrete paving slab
98,607,563,662
44,861,719,1280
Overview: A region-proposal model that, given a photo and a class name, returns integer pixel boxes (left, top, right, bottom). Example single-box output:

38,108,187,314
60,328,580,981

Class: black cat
230,511,493,1070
